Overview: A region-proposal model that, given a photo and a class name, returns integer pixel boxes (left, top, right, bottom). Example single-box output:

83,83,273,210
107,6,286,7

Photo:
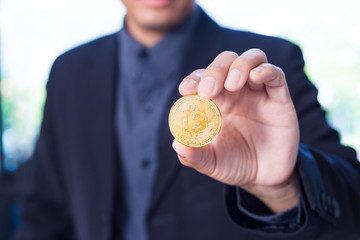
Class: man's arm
172,49,360,237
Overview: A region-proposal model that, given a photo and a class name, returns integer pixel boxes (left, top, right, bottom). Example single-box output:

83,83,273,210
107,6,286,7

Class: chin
123,0,194,35
139,4,192,30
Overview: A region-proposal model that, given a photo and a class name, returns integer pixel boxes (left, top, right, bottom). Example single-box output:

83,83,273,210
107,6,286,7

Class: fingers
197,49,268,99
179,49,289,103
198,51,238,99
178,69,204,96
249,63,290,103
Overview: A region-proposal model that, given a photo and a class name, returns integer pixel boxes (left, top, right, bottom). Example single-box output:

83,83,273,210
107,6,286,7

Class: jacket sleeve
278,42,360,235
226,41,360,239
13,59,74,240
227,145,360,239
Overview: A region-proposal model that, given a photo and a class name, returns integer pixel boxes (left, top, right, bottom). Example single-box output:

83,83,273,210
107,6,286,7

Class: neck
125,20,168,47
124,4,194,48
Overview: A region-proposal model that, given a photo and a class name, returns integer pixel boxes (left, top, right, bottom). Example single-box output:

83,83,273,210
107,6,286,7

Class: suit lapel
78,34,121,238
148,9,225,215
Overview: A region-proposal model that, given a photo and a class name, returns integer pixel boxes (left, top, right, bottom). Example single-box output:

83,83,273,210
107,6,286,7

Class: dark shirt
115,6,201,240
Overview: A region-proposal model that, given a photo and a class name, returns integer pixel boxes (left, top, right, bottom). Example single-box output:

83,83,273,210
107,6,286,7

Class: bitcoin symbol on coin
169,95,222,148
184,105,207,137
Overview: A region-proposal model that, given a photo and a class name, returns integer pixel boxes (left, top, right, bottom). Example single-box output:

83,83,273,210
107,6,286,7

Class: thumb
172,140,215,176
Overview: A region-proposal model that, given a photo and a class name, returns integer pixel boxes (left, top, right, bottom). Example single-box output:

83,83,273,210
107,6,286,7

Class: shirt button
141,158,151,169
144,101,154,112
138,48,149,59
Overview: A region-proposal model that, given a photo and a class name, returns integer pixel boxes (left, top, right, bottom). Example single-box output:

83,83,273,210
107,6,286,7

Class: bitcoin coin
169,95,222,148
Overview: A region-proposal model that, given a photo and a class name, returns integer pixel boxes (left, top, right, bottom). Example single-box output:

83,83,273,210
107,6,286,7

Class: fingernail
226,69,241,87
193,71,203,78
179,78,197,89
199,76,215,96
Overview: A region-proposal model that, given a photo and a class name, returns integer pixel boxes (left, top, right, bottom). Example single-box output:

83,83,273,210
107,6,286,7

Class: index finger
198,51,238,99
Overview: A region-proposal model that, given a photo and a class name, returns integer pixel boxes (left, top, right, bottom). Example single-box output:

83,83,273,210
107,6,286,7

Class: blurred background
0,0,359,239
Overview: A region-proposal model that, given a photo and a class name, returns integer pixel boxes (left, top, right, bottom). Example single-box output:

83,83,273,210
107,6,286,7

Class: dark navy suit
14,9,360,240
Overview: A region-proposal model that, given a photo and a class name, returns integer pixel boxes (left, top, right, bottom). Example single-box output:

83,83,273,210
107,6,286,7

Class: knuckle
233,56,252,70
262,63,279,76
206,64,228,76
243,48,268,62
275,65,285,75
249,48,266,57
264,63,276,71
268,64,284,78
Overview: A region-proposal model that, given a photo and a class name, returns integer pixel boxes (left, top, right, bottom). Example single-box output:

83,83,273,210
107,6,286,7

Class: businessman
14,0,360,239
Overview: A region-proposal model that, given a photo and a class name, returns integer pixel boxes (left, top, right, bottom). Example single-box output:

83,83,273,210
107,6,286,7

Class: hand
173,49,300,213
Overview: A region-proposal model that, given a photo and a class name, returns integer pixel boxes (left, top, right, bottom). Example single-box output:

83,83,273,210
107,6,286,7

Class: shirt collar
118,4,201,82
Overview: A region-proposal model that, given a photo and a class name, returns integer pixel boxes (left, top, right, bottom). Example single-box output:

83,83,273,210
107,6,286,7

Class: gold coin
169,95,222,148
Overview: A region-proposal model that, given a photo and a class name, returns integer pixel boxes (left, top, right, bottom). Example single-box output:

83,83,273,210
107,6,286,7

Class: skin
121,0,299,213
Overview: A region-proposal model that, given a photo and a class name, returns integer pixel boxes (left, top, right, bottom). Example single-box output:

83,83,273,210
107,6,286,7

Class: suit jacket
15,9,360,240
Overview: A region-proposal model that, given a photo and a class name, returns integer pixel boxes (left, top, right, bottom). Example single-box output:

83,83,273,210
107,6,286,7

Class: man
14,0,360,239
